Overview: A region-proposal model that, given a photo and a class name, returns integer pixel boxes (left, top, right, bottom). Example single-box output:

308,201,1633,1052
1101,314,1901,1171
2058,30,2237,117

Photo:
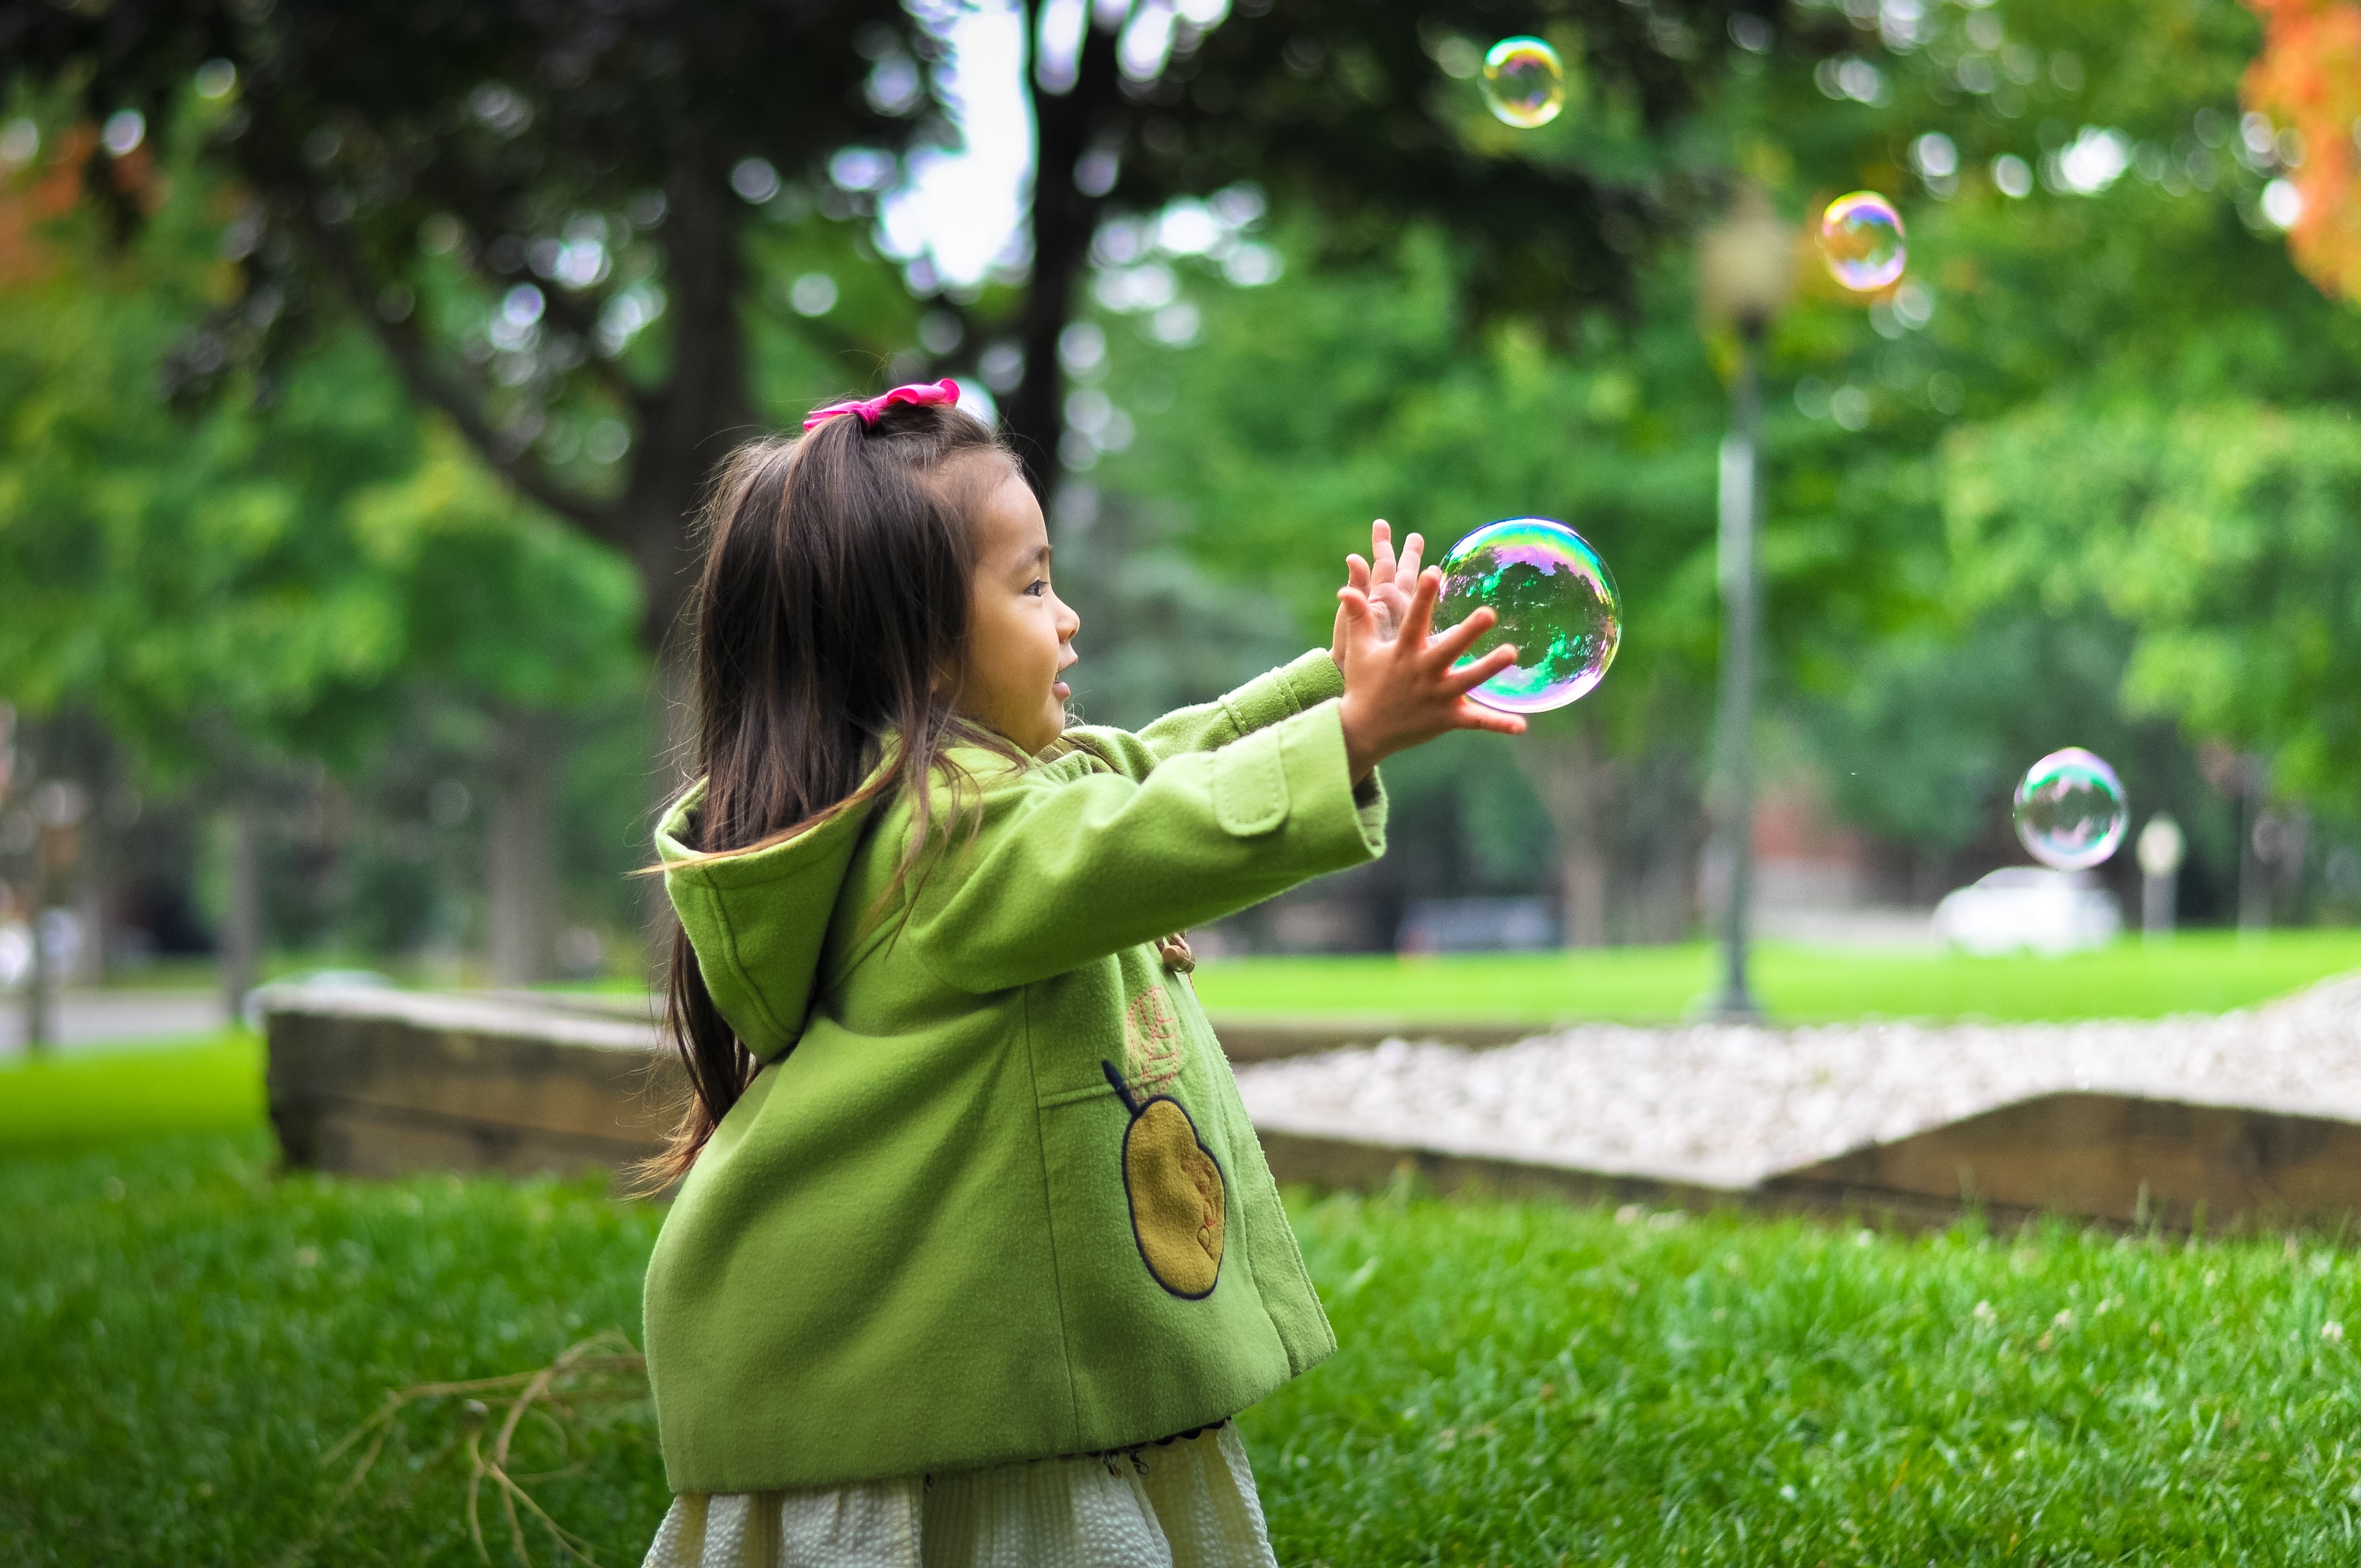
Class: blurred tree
988,0,1755,494
1079,0,2361,944
1084,224,1740,941
0,132,640,994
1760,0,2361,903
1946,401,2361,810
2,0,909,657
2241,0,2361,303
2,0,1766,635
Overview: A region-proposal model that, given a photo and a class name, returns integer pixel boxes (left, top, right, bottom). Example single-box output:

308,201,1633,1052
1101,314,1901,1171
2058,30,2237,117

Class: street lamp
2136,813,2185,942
1696,182,1795,1024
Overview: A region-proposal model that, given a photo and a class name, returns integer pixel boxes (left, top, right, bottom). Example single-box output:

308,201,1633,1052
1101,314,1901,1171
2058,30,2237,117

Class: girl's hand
1329,519,1425,666
1335,566,1526,783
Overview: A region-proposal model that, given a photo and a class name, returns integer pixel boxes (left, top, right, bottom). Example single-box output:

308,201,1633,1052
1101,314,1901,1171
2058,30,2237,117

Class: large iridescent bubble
1433,518,1621,714
2013,748,2128,870
1819,190,1908,292
1480,37,1565,129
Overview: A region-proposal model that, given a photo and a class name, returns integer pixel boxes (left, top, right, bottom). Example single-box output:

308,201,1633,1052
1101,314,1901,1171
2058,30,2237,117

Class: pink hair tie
802,378,961,432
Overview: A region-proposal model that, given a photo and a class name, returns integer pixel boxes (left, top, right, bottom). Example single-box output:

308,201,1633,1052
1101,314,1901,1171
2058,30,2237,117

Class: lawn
8,1132,2361,1564
1190,929,2361,1026
0,1034,264,1154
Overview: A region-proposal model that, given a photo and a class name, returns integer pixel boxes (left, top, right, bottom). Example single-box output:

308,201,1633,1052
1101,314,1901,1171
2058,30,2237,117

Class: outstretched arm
1071,518,1440,780
906,561,1525,992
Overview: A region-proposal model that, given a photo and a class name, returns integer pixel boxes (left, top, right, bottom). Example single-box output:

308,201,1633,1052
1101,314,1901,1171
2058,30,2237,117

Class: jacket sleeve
902,699,1384,993
1064,648,1343,783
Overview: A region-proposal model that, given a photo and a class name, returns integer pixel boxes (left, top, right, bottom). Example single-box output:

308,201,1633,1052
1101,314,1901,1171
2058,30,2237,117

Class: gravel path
1233,972,2361,1189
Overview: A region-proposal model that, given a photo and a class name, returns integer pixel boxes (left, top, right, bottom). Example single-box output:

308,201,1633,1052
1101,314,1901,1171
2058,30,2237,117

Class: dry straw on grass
289,1332,651,1567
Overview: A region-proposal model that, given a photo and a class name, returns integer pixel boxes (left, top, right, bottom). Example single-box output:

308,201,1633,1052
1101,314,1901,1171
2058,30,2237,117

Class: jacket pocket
1211,726,1289,837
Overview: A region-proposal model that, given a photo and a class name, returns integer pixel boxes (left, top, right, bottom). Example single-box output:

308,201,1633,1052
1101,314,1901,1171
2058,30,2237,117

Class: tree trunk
221,800,261,1030
1515,721,1617,948
624,149,757,657
487,709,558,989
621,153,754,982
1007,6,1126,501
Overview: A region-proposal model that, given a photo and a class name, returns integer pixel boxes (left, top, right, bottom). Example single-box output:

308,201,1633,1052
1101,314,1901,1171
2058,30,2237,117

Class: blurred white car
1933,868,2121,956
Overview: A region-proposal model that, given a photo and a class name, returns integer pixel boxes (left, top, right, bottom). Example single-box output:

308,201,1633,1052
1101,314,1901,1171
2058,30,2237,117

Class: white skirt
640,1422,1280,1568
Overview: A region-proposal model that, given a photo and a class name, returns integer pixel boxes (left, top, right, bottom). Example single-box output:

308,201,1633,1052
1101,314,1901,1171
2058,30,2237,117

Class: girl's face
957,467,1078,753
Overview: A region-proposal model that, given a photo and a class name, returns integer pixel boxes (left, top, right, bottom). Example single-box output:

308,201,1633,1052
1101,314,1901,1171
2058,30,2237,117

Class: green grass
0,1134,667,1566
11,1134,2361,1564
1191,929,2361,1026
0,1035,265,1155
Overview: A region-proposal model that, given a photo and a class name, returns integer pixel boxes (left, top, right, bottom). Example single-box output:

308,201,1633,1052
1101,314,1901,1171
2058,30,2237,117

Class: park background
11,0,2361,1562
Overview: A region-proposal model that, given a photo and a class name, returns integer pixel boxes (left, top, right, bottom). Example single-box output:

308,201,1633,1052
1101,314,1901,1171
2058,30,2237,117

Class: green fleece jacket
643,649,1384,1492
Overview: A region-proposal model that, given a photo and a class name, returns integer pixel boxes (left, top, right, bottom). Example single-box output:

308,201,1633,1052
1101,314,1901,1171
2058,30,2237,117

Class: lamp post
1696,183,1795,1024
2136,813,2184,942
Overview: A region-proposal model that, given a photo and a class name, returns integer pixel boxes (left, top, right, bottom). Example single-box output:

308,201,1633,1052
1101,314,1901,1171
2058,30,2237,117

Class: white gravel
1234,971,2361,1190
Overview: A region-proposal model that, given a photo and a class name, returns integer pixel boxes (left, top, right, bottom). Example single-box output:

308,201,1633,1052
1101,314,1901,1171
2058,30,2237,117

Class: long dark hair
636,400,1019,1192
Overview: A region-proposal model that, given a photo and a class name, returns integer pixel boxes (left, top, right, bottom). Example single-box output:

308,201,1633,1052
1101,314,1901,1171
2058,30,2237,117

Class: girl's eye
1027,579,1050,597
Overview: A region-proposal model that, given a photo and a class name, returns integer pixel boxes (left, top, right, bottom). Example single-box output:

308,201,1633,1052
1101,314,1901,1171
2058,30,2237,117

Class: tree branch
293,198,631,549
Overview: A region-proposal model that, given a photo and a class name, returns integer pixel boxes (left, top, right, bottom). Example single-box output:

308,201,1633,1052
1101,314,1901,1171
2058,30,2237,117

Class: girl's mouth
1052,680,1071,701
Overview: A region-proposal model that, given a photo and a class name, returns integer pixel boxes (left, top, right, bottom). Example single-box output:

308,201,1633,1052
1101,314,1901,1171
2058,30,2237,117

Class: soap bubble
1433,518,1620,714
1819,191,1907,292
1480,38,1565,129
2013,748,2128,870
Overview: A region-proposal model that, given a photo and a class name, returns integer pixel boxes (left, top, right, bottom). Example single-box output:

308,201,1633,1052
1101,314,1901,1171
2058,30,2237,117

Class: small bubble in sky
1479,38,1565,129
1433,518,1621,713
1819,190,1907,291
2014,748,2128,869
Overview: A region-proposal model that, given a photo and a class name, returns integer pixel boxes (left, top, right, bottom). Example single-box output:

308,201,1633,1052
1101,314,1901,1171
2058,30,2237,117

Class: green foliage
0,148,643,781
0,269,417,770
1097,226,1730,729
14,1135,2361,1564
1075,0,2361,888
344,432,643,714
1756,0,2361,827
1948,402,2361,808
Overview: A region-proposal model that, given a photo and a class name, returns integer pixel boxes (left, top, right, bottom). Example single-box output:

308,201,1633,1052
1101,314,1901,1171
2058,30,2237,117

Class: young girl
637,380,1524,1567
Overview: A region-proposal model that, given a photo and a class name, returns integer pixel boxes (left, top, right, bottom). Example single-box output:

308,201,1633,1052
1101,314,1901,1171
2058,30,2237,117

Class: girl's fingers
1344,553,1372,595
1426,603,1498,662
1336,584,1375,635
1370,520,1396,581
1397,533,1425,582
1443,644,1520,692
1400,566,1443,644
1455,701,1528,736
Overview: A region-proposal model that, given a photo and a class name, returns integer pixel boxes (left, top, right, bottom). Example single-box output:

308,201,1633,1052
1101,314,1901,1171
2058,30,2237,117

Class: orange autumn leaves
2243,0,2361,301
0,124,163,289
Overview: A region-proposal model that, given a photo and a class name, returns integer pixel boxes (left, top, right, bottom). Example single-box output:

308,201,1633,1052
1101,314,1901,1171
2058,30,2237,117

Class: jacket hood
655,778,883,1062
